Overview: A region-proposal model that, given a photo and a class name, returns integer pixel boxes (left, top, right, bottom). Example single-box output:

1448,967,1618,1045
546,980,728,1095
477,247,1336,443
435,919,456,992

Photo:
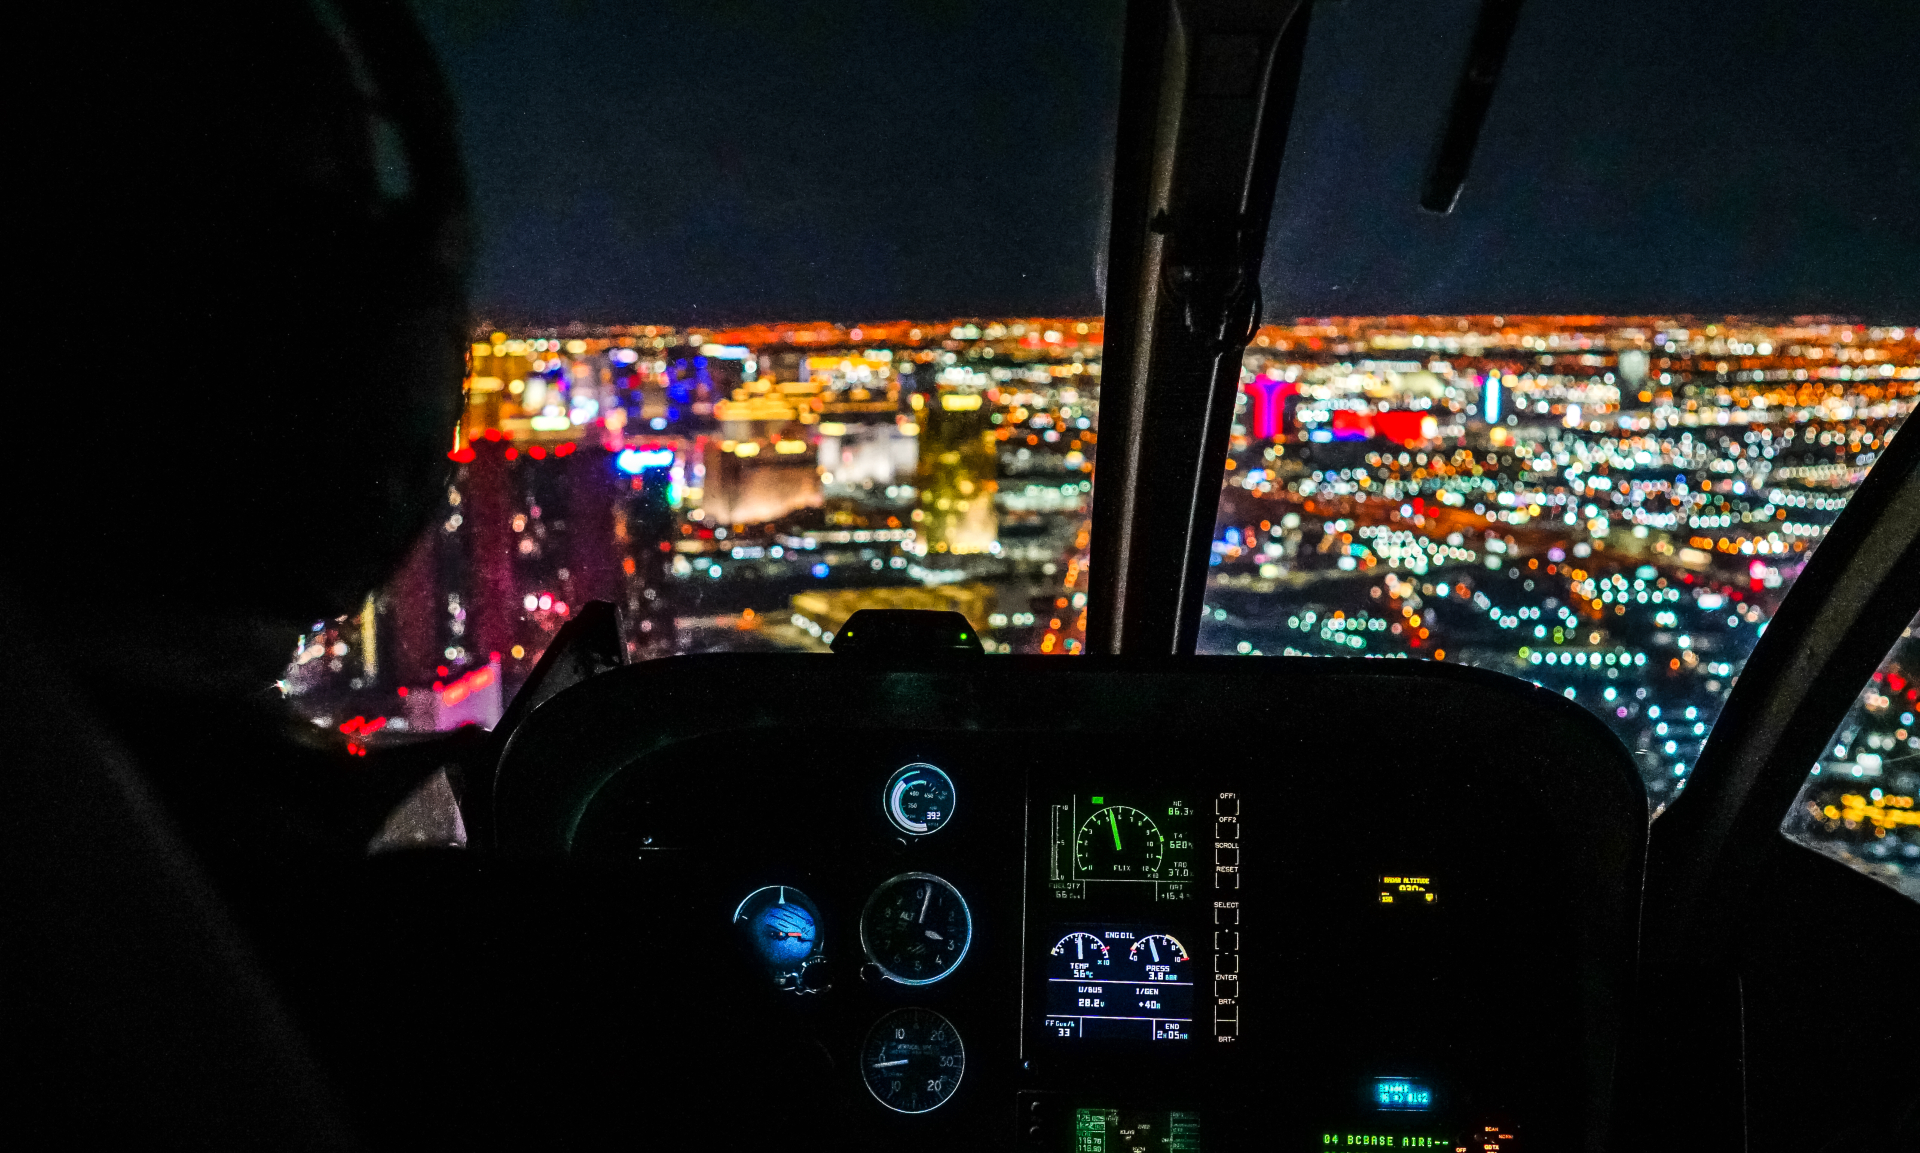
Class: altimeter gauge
860,872,973,985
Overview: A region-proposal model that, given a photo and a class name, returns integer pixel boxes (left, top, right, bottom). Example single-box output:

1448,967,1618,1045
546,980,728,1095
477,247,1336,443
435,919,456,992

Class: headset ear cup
303,0,473,610
9,1,470,624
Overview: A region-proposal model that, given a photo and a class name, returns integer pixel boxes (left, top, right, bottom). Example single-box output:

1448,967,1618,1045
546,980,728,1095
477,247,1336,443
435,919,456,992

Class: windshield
277,3,1917,820
280,1,1124,736
1196,318,1915,811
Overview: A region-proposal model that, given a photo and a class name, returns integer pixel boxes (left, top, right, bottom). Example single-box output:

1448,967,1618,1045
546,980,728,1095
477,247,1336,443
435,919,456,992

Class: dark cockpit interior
6,3,1916,1152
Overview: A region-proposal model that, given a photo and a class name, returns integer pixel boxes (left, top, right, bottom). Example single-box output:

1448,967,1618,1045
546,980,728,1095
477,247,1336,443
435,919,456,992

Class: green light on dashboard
1091,796,1104,805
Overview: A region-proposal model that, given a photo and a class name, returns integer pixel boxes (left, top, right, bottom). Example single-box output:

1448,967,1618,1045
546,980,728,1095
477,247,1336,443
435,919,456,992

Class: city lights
283,315,1915,889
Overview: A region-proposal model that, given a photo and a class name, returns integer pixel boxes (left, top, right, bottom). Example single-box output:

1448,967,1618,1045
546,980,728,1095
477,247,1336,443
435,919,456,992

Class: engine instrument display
861,1007,965,1114
1042,925,1194,1041
1047,794,1199,902
860,872,973,985
884,763,956,836
732,885,824,990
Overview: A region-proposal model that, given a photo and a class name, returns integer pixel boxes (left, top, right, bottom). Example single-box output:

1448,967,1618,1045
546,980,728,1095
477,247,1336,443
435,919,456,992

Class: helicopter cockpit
6,2,1915,1152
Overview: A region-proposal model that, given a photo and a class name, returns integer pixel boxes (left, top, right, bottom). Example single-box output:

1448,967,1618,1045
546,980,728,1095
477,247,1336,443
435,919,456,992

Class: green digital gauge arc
1075,804,1166,878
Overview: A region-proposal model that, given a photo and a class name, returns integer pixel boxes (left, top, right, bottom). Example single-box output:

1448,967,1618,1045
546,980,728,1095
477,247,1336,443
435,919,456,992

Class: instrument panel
507,656,1644,1152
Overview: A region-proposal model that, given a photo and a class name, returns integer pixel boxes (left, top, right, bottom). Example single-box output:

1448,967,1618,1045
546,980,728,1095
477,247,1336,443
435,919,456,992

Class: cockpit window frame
1640,417,1919,957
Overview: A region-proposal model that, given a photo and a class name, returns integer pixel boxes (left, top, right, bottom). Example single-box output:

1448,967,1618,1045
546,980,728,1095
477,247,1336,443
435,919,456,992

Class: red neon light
1246,376,1299,439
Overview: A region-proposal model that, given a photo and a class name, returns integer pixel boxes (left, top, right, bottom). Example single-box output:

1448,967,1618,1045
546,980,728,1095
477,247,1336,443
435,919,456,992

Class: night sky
417,0,1919,326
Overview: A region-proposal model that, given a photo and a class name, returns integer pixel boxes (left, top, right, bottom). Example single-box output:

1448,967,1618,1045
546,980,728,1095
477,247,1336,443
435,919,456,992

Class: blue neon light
617,447,674,473
1373,1077,1433,1111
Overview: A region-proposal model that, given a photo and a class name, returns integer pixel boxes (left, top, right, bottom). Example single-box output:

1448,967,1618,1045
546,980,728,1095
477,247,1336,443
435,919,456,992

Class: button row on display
1213,792,1240,1042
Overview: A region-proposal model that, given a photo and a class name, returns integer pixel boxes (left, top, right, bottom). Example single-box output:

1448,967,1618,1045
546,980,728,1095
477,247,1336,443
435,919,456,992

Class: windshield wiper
1419,0,1526,214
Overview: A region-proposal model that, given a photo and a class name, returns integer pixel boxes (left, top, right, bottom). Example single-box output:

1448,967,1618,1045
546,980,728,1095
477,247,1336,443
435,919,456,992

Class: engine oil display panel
1042,926,1194,1041
861,1007,965,1114
884,763,956,836
860,872,973,985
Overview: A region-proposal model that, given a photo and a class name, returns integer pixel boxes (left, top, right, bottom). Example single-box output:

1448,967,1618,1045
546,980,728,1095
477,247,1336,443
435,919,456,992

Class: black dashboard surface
493,655,1645,1152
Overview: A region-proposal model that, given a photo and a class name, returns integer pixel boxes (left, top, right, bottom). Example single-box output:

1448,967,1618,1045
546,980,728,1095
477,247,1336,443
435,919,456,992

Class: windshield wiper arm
1419,0,1526,215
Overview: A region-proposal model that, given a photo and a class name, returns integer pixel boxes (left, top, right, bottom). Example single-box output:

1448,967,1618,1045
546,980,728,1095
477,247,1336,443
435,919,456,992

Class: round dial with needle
1075,804,1166,879
1127,933,1189,967
1048,931,1113,981
860,872,972,985
860,1007,965,1113
883,763,955,836
731,885,824,988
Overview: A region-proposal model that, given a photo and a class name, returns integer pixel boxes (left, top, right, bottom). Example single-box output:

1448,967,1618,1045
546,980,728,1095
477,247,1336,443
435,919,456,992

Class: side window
1780,611,1920,902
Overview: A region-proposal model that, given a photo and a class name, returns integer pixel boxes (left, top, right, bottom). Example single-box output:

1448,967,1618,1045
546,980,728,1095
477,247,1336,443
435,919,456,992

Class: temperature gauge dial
884,763,955,835
1051,931,1113,969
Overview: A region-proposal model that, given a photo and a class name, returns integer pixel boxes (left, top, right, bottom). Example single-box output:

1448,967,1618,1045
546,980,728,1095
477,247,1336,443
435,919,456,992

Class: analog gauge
861,1007,965,1114
1075,804,1166,879
1051,931,1112,965
884,763,956,836
1049,931,1113,980
1127,933,1190,967
732,886,824,989
860,872,973,985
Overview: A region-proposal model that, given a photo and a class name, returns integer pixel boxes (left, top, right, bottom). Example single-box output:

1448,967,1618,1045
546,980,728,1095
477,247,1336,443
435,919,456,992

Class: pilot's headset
14,0,472,630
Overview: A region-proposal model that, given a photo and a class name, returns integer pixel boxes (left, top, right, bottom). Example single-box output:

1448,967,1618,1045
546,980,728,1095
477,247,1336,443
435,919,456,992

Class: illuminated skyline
286,314,1914,857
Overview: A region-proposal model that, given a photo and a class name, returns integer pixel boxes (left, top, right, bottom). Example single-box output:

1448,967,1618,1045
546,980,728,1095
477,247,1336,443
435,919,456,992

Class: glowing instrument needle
918,884,931,923
1108,808,1122,851
872,1059,909,1068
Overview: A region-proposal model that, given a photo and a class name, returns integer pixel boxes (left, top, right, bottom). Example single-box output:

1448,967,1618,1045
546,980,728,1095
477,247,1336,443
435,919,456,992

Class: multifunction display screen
1033,789,1241,1049
1042,924,1195,1041
1074,1107,1200,1152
